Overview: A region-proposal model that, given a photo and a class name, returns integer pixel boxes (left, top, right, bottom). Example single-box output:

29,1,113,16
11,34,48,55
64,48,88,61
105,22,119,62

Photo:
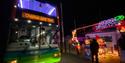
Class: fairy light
94,15,125,31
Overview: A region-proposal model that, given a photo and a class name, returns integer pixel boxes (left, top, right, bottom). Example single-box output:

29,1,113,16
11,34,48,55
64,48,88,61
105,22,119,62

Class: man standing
90,39,99,63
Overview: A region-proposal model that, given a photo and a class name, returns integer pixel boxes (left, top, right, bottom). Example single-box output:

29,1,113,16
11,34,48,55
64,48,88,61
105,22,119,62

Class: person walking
84,36,91,60
90,38,99,63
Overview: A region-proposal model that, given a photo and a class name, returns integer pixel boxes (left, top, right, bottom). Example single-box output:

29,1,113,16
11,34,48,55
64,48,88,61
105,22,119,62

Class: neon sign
22,12,54,23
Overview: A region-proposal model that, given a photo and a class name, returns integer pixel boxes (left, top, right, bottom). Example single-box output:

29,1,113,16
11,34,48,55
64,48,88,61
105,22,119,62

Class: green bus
4,0,61,63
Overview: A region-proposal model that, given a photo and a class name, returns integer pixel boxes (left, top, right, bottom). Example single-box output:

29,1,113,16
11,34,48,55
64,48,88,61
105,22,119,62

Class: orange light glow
11,60,17,63
54,53,58,57
72,30,76,38
120,26,125,32
85,39,90,45
22,12,54,23
77,45,81,50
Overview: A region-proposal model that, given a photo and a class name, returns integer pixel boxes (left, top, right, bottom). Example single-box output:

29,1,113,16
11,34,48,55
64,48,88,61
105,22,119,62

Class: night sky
29,0,125,36
2,0,125,37
62,0,125,36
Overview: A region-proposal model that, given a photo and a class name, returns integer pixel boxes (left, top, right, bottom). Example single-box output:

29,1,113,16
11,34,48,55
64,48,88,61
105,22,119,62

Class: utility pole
60,2,65,53
56,0,64,53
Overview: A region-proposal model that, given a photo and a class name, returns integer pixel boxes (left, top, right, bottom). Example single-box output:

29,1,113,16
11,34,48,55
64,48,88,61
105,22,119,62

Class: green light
114,15,124,21
5,49,61,63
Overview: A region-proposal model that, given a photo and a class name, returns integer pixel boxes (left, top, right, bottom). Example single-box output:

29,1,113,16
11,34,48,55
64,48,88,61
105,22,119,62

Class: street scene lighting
32,25,36,28
56,25,58,27
14,18,18,21
27,20,31,23
39,22,43,25
42,31,45,34
49,24,52,26
14,5,17,8
15,31,18,34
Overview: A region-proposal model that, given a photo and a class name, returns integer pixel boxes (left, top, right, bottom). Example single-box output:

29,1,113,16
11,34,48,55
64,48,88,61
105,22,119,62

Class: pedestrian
117,32,125,63
84,36,91,60
90,38,99,63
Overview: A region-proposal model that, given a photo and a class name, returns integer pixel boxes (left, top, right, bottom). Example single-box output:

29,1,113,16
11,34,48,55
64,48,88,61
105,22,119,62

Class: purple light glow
48,8,55,15
94,18,118,31
18,0,56,17
19,0,23,8
18,3,20,7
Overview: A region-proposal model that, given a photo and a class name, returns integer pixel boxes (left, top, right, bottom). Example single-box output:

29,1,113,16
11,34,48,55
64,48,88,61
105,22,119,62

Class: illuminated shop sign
94,15,125,31
22,12,54,23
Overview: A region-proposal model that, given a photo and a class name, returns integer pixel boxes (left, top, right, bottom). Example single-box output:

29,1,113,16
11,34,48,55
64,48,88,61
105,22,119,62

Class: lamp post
56,0,64,53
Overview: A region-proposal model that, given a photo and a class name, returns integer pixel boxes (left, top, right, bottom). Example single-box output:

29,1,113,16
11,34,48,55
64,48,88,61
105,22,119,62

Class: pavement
98,51,120,63
60,51,120,63
7,42,120,63
60,53,91,63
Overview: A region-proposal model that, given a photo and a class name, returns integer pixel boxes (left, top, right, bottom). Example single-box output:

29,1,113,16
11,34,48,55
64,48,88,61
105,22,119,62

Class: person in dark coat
118,32,125,50
117,32,125,63
90,38,99,63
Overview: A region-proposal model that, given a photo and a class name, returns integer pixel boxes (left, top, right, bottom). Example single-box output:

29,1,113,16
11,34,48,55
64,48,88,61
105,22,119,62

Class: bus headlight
54,53,61,57
54,53,58,57
10,59,17,63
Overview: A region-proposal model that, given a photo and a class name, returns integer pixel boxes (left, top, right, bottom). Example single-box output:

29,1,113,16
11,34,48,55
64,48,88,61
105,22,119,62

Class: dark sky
62,0,125,36
32,0,125,36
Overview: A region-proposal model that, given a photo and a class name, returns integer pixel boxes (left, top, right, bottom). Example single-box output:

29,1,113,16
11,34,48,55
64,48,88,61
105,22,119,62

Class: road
98,51,120,63
60,52,120,63
60,53,90,63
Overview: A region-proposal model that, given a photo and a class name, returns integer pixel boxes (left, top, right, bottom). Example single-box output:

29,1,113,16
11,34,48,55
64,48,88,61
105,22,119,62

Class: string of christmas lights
94,15,125,31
